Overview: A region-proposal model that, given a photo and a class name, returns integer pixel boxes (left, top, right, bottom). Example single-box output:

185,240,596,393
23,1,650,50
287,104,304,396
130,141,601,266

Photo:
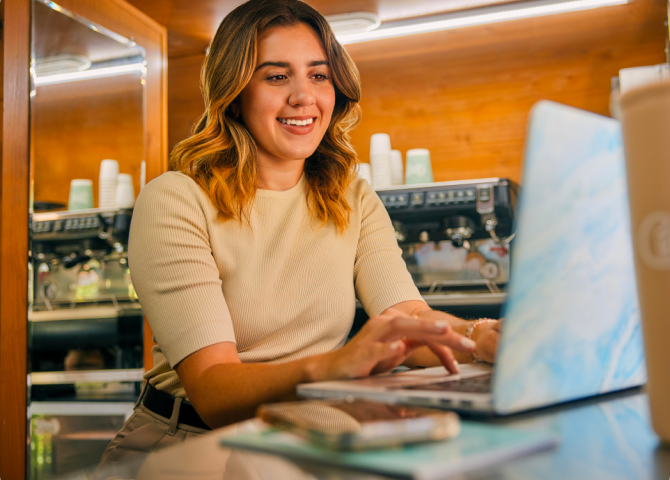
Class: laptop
298,101,647,415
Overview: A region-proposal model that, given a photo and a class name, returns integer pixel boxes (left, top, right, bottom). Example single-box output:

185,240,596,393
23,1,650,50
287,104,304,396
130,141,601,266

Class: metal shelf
30,368,144,385
420,292,507,307
355,292,507,309
29,305,142,322
30,401,135,416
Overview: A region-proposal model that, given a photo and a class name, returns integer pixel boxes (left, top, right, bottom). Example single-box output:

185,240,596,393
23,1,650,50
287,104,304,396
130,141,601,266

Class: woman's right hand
306,308,477,383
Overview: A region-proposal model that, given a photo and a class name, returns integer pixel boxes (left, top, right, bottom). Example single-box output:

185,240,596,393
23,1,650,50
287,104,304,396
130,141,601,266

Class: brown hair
169,0,362,233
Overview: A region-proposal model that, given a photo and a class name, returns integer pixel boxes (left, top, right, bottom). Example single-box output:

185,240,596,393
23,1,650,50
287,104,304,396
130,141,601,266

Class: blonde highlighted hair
169,0,362,233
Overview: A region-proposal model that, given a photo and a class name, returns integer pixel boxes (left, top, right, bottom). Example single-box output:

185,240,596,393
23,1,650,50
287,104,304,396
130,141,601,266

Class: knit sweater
128,171,423,398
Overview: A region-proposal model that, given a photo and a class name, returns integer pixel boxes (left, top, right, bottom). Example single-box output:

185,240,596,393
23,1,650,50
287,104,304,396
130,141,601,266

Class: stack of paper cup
370,133,393,190
390,150,404,185
116,174,135,208
355,163,372,185
99,159,119,209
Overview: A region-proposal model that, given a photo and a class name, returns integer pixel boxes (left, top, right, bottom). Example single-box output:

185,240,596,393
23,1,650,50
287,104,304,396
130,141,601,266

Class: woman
99,0,501,466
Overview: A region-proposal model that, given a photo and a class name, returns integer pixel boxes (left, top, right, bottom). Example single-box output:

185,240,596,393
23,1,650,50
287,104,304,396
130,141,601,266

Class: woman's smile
276,116,318,135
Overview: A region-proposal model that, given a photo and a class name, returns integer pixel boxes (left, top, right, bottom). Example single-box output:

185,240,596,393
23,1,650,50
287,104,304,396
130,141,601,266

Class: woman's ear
228,98,241,119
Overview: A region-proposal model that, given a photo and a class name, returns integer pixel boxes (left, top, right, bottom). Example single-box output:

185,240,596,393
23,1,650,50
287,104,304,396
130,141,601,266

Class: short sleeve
353,180,425,317
128,172,236,367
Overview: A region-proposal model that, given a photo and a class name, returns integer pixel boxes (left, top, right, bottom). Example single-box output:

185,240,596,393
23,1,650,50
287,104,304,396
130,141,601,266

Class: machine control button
397,195,405,203
411,193,424,206
65,219,72,229
389,196,396,202
53,221,63,232
437,192,446,200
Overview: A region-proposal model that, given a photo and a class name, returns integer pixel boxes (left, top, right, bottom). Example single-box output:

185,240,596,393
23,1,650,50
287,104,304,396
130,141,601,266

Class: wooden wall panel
168,53,204,151
346,0,668,183
166,0,668,184
0,0,31,478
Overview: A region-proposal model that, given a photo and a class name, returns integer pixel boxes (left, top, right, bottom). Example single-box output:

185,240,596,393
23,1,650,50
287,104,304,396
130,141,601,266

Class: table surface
68,389,670,480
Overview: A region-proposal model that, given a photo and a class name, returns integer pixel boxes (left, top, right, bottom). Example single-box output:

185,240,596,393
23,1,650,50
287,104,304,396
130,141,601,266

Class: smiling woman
97,0,500,469
170,2,362,232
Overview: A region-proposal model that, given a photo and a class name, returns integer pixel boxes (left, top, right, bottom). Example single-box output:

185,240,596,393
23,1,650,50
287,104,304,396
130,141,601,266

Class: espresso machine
375,178,518,295
29,208,144,396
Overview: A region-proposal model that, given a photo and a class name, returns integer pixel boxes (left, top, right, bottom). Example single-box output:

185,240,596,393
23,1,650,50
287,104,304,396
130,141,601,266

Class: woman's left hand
471,319,503,363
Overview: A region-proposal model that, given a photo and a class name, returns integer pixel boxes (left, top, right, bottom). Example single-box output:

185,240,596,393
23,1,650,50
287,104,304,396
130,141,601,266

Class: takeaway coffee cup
405,149,434,184
68,179,94,211
620,80,670,443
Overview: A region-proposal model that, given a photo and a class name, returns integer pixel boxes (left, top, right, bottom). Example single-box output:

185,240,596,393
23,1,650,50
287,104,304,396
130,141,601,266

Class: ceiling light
34,63,146,86
35,55,92,76
336,0,628,45
326,11,381,36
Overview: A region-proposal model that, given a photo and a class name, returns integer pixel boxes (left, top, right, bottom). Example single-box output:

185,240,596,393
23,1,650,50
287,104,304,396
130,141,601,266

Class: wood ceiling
125,0,520,58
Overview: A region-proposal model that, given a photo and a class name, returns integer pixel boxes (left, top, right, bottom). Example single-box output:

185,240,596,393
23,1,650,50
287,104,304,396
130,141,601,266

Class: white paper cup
116,181,135,208
371,153,393,190
99,159,119,179
370,133,392,157
68,179,94,210
355,163,372,185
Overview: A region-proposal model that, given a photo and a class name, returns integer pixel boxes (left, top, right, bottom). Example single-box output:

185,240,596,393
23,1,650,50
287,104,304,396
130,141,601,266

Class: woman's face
238,23,336,167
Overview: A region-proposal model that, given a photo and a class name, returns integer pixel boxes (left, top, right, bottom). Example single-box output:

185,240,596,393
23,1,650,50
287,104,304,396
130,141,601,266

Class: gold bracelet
465,319,497,362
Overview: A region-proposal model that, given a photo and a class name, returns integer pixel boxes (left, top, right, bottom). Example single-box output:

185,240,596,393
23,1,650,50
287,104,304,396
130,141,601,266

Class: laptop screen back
493,101,646,414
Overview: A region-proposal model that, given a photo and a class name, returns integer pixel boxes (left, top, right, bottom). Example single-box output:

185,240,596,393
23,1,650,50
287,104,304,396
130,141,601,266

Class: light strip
336,0,628,44
34,63,145,86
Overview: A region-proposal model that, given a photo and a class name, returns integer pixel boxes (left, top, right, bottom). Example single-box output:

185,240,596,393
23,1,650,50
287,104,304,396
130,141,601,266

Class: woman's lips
276,117,317,136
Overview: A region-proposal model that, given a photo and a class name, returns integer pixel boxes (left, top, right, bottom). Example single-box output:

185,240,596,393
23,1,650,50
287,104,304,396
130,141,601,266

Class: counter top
70,388,669,480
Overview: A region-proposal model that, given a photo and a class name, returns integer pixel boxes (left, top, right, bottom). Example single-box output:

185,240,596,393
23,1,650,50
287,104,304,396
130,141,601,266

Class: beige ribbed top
128,171,423,398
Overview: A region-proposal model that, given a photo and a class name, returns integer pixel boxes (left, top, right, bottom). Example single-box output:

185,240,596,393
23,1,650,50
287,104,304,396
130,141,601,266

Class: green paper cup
68,179,94,211
405,149,434,184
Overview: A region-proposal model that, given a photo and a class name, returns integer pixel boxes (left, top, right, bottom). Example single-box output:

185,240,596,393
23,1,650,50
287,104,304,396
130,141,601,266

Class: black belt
142,383,212,431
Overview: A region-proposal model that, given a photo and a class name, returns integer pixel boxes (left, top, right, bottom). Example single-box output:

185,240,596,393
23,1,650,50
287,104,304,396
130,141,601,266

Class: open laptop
298,101,647,415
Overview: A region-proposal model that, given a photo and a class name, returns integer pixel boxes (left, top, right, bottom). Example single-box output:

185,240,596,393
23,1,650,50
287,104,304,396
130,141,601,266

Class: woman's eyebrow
255,61,290,71
255,60,329,71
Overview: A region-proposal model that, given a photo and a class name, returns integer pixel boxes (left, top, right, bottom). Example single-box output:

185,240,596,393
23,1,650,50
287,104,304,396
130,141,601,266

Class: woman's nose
287,78,316,107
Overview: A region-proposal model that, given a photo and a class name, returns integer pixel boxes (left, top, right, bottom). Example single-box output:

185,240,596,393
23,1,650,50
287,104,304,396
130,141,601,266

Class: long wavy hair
169,0,362,233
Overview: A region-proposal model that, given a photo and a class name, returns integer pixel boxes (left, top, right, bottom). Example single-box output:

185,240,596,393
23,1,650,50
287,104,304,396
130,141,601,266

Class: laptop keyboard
395,373,493,394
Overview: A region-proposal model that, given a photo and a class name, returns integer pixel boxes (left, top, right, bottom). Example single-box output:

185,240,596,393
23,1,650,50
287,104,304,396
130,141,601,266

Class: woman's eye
268,74,287,82
313,74,330,81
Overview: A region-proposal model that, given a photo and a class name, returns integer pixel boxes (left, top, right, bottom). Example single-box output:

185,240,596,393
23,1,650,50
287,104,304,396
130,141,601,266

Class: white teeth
278,118,314,126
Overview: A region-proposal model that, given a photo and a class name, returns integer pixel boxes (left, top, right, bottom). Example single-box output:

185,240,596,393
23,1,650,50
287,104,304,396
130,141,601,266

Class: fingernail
461,337,476,349
390,341,402,351
452,360,460,373
434,320,448,331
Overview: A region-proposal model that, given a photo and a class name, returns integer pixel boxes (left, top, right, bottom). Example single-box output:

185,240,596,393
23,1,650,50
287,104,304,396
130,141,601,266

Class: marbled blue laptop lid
493,101,646,414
